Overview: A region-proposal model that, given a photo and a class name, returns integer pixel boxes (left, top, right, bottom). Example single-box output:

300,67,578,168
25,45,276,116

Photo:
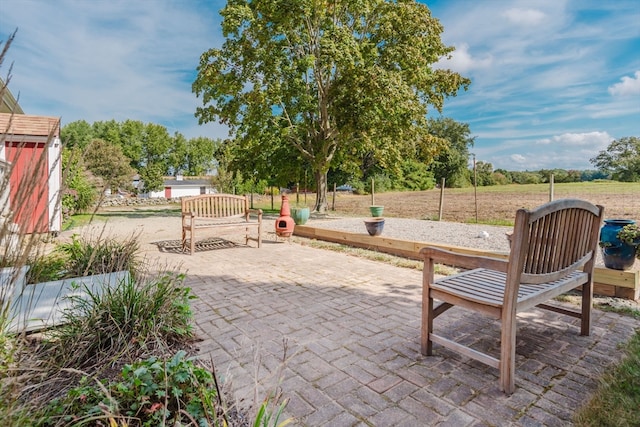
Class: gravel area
307,216,513,253
305,215,640,270
303,215,639,309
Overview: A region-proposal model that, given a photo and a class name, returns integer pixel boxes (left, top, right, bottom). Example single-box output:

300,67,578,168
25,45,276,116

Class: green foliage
24,252,68,284
45,272,194,369
508,170,543,185
574,329,640,426
472,161,495,186
254,395,292,427
61,148,97,217
426,117,475,187
193,0,470,211
83,138,137,191
396,160,436,191
350,180,366,195
25,233,140,284
60,119,93,150
491,171,510,185
590,136,640,182
42,351,221,427
617,224,640,259
57,233,140,278
62,120,220,194
365,173,393,193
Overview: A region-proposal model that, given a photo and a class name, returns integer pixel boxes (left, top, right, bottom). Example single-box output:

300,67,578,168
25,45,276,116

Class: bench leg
257,222,262,248
181,227,187,253
580,277,593,336
190,228,195,255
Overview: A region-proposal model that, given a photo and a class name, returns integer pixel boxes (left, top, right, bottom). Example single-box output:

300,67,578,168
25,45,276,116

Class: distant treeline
484,168,610,186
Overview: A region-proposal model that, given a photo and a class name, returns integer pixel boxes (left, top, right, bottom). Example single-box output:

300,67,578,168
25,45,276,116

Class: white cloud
436,44,492,73
536,131,613,148
510,154,526,163
502,8,546,26
608,71,640,96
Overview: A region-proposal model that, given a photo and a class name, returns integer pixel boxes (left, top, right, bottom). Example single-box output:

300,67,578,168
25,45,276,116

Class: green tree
61,120,94,150
193,0,469,212
474,161,495,186
590,136,640,182
426,117,475,187
82,138,136,191
183,136,218,176
509,171,542,185
61,148,96,216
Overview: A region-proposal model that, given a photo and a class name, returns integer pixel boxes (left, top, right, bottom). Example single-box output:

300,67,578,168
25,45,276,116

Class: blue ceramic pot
364,218,385,236
600,219,637,270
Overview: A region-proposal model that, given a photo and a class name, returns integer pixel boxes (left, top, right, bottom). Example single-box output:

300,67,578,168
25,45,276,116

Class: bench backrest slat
181,194,248,219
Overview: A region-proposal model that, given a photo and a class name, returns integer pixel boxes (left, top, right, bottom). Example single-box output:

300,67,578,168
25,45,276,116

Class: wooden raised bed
293,225,639,300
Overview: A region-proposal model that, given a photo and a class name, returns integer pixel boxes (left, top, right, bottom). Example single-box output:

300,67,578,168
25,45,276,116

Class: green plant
23,233,140,284
24,251,69,284
45,272,195,369
57,233,140,278
254,395,291,427
43,351,223,427
574,328,640,426
617,223,640,259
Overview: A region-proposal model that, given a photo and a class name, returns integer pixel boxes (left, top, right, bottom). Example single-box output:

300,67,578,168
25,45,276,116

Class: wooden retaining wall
293,225,640,300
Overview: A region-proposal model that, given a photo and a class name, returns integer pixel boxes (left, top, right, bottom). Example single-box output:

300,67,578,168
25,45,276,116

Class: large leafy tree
193,0,469,211
425,117,475,188
83,138,136,191
590,136,640,182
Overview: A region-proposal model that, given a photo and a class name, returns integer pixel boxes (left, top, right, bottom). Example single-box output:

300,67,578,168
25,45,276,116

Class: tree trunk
314,170,328,212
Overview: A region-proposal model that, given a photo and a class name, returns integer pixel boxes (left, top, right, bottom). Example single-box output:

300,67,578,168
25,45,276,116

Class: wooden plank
294,224,639,299
594,268,639,289
294,225,509,260
430,334,500,369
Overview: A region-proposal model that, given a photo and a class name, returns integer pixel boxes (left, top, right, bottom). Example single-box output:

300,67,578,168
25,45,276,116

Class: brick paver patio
140,228,637,426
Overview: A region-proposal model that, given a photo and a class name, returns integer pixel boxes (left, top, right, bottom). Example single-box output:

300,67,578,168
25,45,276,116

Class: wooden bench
181,194,262,255
420,199,604,394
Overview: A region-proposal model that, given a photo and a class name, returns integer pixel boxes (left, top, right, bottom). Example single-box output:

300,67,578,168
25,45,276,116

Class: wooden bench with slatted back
181,194,262,255
420,198,604,394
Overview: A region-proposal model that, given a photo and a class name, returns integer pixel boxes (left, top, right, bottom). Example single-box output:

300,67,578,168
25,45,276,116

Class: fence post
332,183,336,211
438,178,445,221
371,178,375,206
549,174,554,202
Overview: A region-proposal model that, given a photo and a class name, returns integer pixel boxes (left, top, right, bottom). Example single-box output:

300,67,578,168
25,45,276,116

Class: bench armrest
420,246,509,273
247,208,263,223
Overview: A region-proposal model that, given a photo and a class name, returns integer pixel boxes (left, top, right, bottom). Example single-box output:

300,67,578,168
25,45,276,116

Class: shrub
42,351,222,427
25,233,140,284
44,272,195,369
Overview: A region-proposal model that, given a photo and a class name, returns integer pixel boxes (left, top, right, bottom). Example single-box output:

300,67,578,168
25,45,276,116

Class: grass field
273,181,640,225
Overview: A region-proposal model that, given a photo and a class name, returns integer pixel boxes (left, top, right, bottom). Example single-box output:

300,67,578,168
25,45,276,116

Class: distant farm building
137,175,216,199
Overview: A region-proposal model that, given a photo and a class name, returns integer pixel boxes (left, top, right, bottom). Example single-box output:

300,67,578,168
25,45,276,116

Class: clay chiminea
275,195,295,237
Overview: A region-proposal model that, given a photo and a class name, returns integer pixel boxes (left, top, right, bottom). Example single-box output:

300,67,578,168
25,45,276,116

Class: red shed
0,113,62,234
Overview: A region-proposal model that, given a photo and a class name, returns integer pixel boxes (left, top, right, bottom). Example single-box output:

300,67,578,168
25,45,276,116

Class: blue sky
1,0,639,171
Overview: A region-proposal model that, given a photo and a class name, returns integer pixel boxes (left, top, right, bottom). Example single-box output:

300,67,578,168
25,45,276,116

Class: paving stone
126,226,638,426
369,406,412,426
439,409,476,427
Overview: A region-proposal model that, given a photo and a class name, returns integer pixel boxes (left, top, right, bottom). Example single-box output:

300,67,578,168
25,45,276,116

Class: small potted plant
290,205,310,225
600,221,639,270
618,223,640,259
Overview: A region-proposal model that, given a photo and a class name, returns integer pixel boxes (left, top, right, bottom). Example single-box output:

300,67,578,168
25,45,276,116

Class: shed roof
0,113,61,138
